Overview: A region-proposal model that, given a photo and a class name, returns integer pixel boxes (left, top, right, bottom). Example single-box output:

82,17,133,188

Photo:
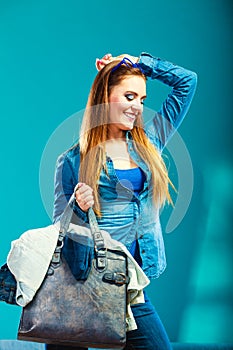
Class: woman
50,52,197,349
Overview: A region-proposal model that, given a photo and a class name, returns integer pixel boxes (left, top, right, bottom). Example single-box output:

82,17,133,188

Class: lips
124,112,137,121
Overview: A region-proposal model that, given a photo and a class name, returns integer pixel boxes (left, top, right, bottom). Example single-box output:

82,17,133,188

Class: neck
107,126,127,140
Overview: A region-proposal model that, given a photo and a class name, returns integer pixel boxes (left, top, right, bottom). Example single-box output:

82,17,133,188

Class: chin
122,122,134,130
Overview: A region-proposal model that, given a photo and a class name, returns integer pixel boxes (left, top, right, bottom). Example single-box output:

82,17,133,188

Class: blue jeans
46,293,172,350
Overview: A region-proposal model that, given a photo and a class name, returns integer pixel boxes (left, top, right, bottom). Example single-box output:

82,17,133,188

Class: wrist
138,52,159,78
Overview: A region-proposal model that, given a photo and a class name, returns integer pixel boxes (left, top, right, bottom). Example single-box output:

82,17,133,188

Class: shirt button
141,249,145,254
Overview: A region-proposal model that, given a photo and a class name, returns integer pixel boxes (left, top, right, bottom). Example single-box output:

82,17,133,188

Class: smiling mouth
124,112,137,121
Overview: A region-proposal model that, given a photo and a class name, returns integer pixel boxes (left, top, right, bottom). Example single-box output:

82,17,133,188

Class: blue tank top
115,167,146,196
115,167,146,265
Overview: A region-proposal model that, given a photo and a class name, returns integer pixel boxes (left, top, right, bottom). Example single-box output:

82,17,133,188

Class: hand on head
95,53,113,71
95,53,138,71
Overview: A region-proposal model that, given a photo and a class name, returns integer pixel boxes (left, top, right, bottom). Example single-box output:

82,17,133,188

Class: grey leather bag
17,195,128,349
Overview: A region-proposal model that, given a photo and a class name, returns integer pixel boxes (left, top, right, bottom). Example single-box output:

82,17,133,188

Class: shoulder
56,143,81,174
58,143,80,160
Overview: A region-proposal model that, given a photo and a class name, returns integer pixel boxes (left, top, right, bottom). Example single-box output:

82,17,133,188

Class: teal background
0,0,232,343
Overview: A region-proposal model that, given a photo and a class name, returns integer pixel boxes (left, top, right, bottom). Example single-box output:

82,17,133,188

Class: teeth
124,113,136,118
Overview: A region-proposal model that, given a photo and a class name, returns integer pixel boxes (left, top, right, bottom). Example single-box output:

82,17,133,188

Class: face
108,75,146,138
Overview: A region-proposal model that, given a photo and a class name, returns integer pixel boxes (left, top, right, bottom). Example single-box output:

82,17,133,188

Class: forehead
110,75,146,96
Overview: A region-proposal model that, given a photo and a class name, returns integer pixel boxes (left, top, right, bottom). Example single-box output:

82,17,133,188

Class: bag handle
52,194,107,269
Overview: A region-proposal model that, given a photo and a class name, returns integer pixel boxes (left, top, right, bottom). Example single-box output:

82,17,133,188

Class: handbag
17,195,129,349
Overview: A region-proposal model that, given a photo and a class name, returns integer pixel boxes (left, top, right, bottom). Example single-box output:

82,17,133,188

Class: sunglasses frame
111,57,144,73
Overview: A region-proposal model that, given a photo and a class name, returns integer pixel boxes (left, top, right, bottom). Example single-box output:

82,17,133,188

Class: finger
78,185,93,196
95,58,100,70
77,197,94,211
96,59,108,67
96,59,104,71
76,194,90,207
81,193,94,204
96,61,105,71
96,57,113,71
75,186,93,207
101,57,113,64
84,199,94,208
74,182,85,192
75,182,86,194
75,183,86,199
103,53,112,59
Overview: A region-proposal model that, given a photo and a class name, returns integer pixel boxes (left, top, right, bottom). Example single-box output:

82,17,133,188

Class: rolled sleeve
138,52,197,150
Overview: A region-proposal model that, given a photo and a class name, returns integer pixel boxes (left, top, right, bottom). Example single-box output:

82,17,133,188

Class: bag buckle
95,249,107,270
103,272,129,285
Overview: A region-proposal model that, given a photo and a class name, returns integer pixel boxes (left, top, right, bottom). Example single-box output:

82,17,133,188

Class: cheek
109,97,126,118
109,97,128,112
109,103,121,122
109,95,120,103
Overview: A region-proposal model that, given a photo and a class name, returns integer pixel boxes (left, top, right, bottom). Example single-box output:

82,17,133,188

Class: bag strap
88,206,107,269
52,194,107,269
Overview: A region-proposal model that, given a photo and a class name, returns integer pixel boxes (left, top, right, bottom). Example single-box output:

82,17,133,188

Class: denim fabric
125,292,172,350
62,236,94,280
0,264,17,305
0,341,44,350
45,293,172,350
53,53,197,280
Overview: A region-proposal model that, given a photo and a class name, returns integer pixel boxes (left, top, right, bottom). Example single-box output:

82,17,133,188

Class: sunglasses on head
111,57,145,74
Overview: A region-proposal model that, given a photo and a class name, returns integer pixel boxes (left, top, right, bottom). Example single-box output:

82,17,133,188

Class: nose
131,99,143,113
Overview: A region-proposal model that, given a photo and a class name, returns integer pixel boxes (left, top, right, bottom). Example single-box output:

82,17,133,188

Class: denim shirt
53,53,197,279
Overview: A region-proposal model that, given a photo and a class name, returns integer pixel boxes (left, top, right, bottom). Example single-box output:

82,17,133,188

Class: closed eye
125,93,146,105
125,93,134,101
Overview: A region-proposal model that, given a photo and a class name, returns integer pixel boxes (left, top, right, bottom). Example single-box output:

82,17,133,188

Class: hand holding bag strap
53,195,107,269
18,199,127,348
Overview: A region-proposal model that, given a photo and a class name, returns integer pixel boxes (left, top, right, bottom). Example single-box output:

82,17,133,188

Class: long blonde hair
79,60,173,215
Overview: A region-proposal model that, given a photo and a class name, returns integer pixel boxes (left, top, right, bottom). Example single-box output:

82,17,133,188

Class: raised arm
138,52,197,150
96,52,197,151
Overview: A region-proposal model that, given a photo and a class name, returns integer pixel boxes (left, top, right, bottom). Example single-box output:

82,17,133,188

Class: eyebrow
125,90,147,100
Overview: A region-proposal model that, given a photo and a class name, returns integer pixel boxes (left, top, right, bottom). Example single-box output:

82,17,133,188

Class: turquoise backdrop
0,0,232,343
